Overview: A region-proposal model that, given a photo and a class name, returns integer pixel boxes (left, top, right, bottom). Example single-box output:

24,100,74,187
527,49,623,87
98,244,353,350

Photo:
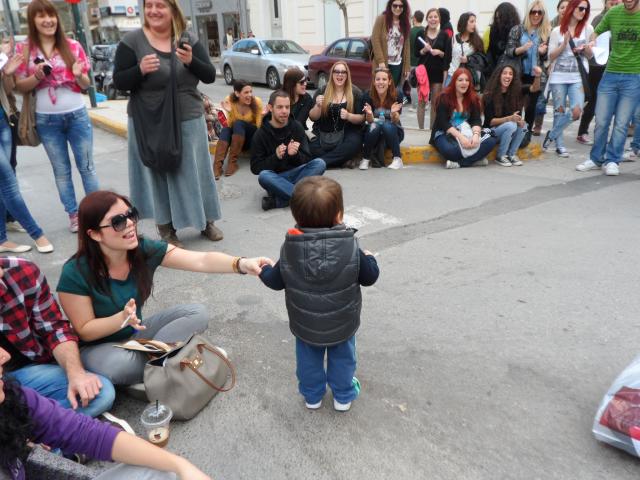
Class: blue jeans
363,121,404,158
258,159,326,207
433,133,498,167
0,111,44,243
218,120,257,148
492,121,527,157
549,82,584,150
590,72,640,165
36,107,99,214
8,363,115,418
295,336,357,404
631,102,640,153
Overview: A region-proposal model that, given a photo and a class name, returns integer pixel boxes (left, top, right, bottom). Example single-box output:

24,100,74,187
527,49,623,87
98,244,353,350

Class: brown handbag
143,334,236,420
17,90,40,147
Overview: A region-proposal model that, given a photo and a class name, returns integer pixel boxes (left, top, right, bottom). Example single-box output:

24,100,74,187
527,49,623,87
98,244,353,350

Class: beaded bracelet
232,256,247,274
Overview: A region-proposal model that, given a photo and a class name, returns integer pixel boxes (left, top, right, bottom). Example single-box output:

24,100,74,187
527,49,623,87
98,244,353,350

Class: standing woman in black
487,2,522,74
415,8,448,129
282,68,313,130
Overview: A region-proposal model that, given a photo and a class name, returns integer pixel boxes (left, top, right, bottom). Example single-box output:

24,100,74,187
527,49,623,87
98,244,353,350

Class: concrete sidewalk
86,98,544,165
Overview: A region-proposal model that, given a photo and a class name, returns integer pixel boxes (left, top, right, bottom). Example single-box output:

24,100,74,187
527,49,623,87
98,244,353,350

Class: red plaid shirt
0,257,77,364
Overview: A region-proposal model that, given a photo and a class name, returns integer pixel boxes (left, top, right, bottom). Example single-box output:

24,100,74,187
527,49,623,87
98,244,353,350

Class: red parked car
307,37,372,91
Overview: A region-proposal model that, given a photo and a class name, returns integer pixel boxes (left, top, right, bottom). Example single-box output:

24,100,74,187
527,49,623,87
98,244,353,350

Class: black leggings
578,64,605,136
522,74,541,131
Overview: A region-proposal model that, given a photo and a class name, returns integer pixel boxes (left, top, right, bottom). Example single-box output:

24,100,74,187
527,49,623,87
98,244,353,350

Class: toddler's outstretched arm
259,261,285,290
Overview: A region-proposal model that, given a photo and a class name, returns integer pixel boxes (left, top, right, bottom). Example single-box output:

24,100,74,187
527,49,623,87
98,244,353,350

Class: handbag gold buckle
180,354,204,371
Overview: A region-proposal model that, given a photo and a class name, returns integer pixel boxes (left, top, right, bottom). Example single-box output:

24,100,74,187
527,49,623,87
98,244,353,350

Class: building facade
247,0,603,52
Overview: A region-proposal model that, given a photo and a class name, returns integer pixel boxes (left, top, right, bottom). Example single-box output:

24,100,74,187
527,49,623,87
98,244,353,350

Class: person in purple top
0,346,211,480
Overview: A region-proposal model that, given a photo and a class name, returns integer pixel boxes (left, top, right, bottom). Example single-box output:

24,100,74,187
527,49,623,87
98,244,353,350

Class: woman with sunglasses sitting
282,68,313,130
56,190,272,388
308,61,365,168
505,0,551,134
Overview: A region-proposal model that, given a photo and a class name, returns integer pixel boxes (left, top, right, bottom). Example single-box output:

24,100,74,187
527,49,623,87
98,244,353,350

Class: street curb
88,114,544,164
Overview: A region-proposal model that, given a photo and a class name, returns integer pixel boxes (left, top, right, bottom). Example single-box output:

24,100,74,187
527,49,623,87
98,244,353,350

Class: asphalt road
8,124,640,479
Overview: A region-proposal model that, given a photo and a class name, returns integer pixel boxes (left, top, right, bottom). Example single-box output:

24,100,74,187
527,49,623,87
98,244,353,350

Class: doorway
197,14,220,58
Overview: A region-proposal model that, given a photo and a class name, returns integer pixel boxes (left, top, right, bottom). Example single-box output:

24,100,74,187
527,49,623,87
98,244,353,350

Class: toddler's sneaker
576,134,593,145
334,377,361,412
556,148,569,158
305,400,322,410
509,155,523,166
445,160,460,169
603,162,619,176
359,158,370,170
576,159,599,172
387,157,403,169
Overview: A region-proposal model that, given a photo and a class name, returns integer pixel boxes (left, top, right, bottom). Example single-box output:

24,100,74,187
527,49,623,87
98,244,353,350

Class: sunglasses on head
97,207,139,232
530,9,544,15
576,5,588,11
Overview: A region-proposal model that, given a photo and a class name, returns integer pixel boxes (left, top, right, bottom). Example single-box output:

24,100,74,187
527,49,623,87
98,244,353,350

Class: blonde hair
426,8,440,22
321,61,354,117
524,0,551,41
143,0,187,42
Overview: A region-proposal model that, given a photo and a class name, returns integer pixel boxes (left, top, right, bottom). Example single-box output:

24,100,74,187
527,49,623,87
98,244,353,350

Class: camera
34,57,52,76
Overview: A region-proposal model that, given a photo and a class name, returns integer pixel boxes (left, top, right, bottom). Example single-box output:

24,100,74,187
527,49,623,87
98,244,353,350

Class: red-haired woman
543,0,593,157
56,190,272,386
360,68,404,170
370,0,412,87
429,68,497,168
14,0,98,233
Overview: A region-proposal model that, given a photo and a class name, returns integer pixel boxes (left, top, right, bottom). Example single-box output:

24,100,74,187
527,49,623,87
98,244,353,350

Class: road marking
343,206,402,230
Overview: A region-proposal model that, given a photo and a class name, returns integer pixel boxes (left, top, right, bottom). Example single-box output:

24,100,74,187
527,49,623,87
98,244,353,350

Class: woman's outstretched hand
240,257,275,276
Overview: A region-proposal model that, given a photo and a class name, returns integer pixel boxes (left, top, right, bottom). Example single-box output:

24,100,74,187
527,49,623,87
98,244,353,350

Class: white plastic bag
593,354,640,457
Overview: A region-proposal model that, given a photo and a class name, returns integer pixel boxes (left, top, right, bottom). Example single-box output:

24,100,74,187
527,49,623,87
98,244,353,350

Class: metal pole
71,1,97,107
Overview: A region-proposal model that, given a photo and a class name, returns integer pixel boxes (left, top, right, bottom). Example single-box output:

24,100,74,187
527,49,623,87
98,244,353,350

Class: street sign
126,5,136,16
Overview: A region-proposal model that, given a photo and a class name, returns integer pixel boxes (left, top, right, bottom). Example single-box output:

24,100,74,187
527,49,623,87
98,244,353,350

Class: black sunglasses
298,78,308,85
530,9,544,15
97,207,139,232
576,6,588,11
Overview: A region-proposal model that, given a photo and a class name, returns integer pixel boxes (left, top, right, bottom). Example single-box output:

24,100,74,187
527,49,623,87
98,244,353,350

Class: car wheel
267,68,280,89
317,72,328,91
224,65,233,85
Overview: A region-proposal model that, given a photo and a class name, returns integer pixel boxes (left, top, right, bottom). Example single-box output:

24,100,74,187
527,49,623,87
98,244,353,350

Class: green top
57,237,168,344
409,26,424,66
595,4,640,74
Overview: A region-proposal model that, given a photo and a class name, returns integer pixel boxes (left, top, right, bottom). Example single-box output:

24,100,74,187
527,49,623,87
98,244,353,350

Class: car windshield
259,40,306,55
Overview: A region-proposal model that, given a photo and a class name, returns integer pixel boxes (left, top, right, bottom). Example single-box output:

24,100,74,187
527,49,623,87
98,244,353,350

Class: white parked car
221,38,310,89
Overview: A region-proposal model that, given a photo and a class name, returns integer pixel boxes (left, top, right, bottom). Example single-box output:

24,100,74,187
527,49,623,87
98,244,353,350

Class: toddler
259,176,379,411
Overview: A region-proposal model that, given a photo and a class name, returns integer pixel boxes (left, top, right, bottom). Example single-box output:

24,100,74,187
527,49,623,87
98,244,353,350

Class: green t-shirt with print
57,237,168,344
595,4,640,74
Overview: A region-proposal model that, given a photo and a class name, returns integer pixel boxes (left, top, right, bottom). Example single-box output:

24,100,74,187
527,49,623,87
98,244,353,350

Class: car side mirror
250,48,260,55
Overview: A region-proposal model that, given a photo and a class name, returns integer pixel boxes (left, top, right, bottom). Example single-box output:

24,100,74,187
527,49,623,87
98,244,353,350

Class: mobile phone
34,57,52,76
179,32,190,50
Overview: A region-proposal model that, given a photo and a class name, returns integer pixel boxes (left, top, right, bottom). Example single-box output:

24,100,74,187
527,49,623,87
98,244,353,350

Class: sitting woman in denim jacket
483,64,542,167
360,67,404,170
430,68,497,169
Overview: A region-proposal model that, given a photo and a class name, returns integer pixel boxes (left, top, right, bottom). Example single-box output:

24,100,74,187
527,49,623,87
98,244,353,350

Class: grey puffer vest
280,225,361,347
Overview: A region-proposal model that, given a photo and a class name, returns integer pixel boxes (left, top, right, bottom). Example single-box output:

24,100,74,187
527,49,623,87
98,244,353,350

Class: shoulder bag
568,37,592,102
130,47,182,172
144,334,236,420
17,46,40,147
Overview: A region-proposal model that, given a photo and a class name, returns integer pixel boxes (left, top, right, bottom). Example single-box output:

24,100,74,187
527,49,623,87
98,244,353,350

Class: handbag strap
179,343,237,392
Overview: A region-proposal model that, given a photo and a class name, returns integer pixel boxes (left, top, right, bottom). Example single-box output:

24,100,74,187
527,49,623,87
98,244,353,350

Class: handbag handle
179,343,236,392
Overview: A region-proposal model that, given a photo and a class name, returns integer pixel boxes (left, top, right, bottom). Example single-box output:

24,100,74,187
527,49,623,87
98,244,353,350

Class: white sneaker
556,148,569,158
333,399,351,412
576,159,599,172
445,160,460,169
387,157,403,169
6,221,26,233
358,158,370,170
305,400,322,410
495,156,511,167
509,155,523,166
604,162,619,176
623,149,638,162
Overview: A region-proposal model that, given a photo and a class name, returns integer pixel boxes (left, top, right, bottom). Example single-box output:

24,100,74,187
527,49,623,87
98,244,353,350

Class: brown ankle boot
157,223,183,248
532,114,543,136
225,134,245,177
201,221,223,241
212,139,229,180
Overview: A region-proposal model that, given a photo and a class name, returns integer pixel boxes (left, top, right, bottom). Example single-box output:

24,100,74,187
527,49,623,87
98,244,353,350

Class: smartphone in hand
179,32,190,50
